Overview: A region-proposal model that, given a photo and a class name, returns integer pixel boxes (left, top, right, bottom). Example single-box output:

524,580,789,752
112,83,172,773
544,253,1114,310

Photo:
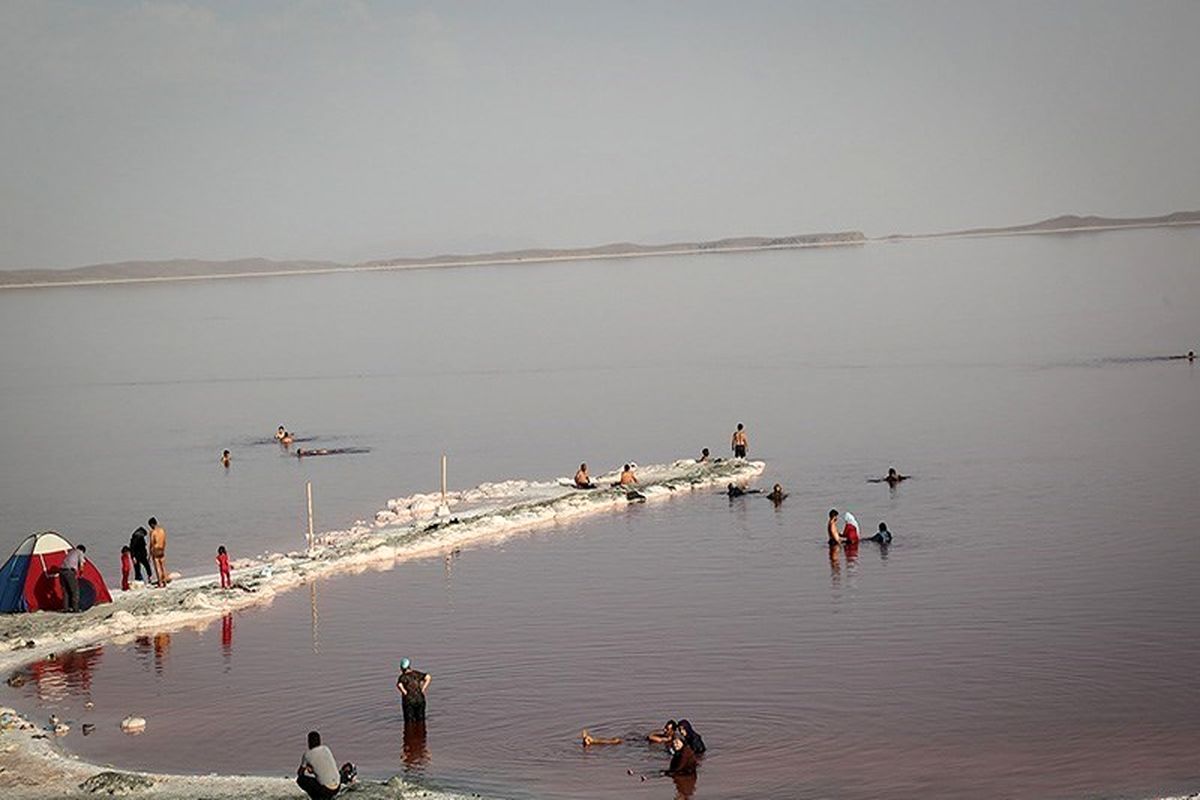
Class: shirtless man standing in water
827,509,842,546
731,423,748,458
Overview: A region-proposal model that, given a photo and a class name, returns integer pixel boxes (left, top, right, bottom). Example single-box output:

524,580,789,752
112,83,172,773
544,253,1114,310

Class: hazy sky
2,0,1198,269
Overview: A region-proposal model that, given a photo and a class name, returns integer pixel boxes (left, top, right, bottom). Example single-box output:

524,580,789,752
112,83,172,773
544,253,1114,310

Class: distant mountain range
2,210,1197,289
882,210,1200,240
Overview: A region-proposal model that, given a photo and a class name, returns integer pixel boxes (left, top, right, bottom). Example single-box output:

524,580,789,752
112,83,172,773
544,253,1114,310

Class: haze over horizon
2,0,1198,270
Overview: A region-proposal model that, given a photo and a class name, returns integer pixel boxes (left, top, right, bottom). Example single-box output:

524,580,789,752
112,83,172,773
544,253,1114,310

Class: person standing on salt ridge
129,526,152,585
120,546,132,591
148,517,168,588
731,423,748,458
396,658,432,723
842,512,861,544
216,546,231,589
59,544,86,612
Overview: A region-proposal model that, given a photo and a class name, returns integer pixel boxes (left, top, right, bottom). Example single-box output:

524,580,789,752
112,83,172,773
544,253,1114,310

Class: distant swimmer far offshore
868,467,909,485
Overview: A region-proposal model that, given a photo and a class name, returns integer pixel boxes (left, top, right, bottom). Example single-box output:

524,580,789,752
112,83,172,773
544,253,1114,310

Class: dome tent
0,531,113,613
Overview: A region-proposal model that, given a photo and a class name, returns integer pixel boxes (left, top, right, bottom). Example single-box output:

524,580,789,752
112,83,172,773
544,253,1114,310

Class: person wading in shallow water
396,658,432,723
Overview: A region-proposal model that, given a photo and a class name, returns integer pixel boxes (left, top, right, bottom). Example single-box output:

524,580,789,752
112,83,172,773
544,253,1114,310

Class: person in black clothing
128,527,153,585
396,658,431,723
675,719,706,756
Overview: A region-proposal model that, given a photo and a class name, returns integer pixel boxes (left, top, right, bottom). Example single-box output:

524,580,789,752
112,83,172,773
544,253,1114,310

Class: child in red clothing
217,545,231,589
120,546,132,591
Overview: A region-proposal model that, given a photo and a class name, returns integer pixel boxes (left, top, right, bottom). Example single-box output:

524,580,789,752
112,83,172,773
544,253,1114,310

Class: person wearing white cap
396,658,432,723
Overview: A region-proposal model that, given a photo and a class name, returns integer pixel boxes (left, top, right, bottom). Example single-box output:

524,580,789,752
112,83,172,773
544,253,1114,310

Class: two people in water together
582,718,707,780
727,482,787,504
828,509,893,546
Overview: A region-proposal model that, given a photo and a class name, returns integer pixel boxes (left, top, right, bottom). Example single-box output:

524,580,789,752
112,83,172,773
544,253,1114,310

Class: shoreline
0,459,764,797
2,216,1198,292
0,239,862,291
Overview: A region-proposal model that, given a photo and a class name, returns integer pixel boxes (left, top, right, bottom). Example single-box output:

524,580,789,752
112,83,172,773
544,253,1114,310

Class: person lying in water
726,483,761,498
281,431,294,446
581,729,622,746
574,463,596,489
647,720,677,744
767,484,787,503
276,426,287,441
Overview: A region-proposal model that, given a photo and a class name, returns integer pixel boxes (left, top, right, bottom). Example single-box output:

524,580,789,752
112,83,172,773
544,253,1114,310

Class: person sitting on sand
867,522,894,544
618,464,638,486
574,463,596,489
581,729,623,747
697,448,710,463
827,509,843,546
647,720,677,744
297,730,352,800
276,425,287,441
221,449,231,468
767,484,787,504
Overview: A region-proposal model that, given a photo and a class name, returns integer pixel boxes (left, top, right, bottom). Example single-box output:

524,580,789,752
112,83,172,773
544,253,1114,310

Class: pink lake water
2,228,1199,798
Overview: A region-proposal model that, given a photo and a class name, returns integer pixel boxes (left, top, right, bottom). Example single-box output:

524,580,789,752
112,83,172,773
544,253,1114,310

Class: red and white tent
0,532,113,613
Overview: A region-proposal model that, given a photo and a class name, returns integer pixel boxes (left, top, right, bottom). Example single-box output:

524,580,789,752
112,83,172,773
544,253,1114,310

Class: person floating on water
281,431,294,446
396,658,432,723
221,449,231,468
581,729,622,747
275,425,287,441
867,522,893,544
827,509,842,546
574,463,596,489
731,423,748,458
647,720,677,744
842,511,860,544
767,484,787,504
883,467,909,484
727,483,761,498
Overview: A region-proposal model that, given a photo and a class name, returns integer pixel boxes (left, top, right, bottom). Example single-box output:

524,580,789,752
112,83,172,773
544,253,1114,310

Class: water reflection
20,645,103,702
310,580,319,655
221,613,234,661
828,543,841,585
153,632,171,675
401,720,430,773
672,771,697,799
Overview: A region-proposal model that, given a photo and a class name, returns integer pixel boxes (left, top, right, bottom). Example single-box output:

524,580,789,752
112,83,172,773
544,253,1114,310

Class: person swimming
281,430,294,446
581,729,622,747
842,511,860,544
867,521,893,544
275,426,287,441
647,720,677,744
766,484,787,503
221,449,231,467
827,509,842,545
883,467,909,484
574,463,596,489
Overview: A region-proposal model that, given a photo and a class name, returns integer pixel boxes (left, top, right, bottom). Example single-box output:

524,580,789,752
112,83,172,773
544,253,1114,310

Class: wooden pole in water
306,480,315,552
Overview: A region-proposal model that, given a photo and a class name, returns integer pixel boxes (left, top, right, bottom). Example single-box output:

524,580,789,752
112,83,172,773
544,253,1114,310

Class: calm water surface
1,229,1199,798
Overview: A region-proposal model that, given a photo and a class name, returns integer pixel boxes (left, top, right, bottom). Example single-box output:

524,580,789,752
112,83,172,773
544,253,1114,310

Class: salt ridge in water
0,458,765,673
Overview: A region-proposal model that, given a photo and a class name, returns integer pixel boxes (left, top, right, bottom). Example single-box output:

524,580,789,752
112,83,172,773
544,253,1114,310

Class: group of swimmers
581,718,707,779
